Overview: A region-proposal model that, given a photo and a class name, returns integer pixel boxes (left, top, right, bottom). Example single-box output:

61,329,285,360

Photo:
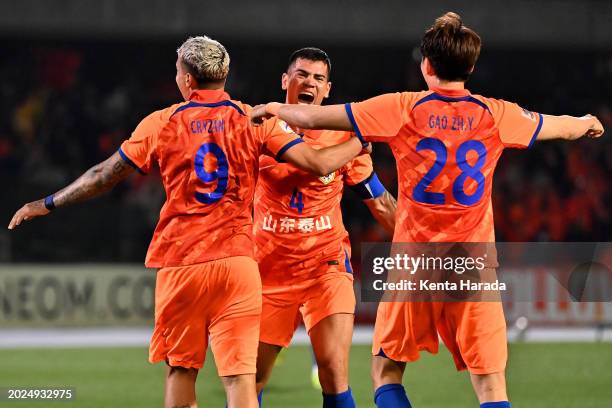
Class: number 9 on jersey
194,142,229,204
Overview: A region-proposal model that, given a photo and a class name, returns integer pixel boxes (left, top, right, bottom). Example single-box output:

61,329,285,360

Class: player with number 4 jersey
253,48,396,408
250,13,604,408
8,37,369,408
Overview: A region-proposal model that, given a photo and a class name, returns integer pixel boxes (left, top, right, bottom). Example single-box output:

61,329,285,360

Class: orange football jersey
120,89,302,267
346,87,543,242
253,128,377,280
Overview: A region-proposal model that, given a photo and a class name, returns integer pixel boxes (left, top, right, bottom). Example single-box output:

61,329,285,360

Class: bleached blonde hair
177,36,230,82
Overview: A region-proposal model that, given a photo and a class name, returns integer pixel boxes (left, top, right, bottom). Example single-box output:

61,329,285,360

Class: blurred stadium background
0,1,611,407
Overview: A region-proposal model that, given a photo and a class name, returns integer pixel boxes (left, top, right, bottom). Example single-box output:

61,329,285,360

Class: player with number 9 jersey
8,36,369,408
119,90,300,269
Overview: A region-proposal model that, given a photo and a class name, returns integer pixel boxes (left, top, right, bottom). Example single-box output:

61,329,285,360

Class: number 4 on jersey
289,187,304,214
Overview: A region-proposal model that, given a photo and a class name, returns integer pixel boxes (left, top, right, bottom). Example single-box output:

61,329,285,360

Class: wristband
44,195,56,211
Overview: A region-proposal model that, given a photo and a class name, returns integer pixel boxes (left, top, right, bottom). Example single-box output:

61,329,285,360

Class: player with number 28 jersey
249,12,604,408
347,88,541,244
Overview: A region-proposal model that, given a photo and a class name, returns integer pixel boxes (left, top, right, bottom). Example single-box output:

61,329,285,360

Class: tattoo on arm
52,151,135,208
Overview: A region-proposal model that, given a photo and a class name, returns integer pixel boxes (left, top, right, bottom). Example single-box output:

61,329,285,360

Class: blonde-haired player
9,35,370,408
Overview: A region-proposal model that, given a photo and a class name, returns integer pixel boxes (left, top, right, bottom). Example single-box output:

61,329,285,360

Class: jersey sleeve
344,92,414,143
344,152,373,185
344,153,386,199
259,118,304,160
487,98,543,149
119,109,169,174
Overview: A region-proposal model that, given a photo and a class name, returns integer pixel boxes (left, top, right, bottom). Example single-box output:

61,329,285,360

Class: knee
471,372,507,402
317,355,347,379
167,365,198,379
370,361,384,387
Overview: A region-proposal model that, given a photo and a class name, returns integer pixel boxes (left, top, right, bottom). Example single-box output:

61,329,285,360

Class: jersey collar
189,89,231,102
430,86,471,97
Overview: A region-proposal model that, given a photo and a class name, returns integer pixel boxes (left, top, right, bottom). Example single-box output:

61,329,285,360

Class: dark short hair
287,47,332,78
420,12,481,82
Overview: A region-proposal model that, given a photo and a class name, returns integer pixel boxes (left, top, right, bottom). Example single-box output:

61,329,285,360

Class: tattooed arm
8,151,135,229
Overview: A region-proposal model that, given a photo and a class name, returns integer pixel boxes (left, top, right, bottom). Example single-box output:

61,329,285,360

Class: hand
250,103,281,126
8,200,50,230
583,114,604,138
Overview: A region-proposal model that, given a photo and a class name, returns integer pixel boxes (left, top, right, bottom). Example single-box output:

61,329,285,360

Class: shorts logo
319,172,335,184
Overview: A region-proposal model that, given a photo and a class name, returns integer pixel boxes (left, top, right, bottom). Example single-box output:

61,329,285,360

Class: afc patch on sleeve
520,107,536,121
278,120,296,133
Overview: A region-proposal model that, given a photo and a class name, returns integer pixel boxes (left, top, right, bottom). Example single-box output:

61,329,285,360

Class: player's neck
195,85,225,91
428,78,466,91
194,79,226,91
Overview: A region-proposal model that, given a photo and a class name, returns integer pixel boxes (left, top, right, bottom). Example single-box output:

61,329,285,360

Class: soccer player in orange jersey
253,48,396,407
250,13,604,408
8,36,369,408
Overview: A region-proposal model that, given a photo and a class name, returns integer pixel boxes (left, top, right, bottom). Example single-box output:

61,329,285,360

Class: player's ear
323,81,332,99
185,72,197,89
423,58,436,76
281,73,289,91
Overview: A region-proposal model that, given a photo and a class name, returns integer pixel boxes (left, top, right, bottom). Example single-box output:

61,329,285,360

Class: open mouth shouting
297,92,315,104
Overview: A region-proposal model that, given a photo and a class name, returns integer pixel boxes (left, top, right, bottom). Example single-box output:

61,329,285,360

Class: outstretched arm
252,103,354,131
8,151,134,229
537,114,604,141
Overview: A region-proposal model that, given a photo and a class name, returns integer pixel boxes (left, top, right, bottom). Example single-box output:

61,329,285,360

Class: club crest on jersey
319,172,336,184
278,120,295,134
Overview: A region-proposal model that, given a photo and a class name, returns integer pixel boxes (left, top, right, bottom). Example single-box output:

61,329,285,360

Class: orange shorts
259,272,355,348
149,256,262,376
373,301,507,374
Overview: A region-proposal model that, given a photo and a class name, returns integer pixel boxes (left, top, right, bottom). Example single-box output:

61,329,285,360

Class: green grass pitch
0,343,610,407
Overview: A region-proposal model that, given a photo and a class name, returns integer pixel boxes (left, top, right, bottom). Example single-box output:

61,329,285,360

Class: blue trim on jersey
344,250,353,274
376,348,388,358
172,100,246,117
118,148,146,175
350,171,385,199
275,138,304,161
527,113,543,148
344,103,368,146
412,92,491,114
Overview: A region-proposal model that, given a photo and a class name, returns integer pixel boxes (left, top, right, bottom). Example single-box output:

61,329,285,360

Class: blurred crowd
1,39,610,262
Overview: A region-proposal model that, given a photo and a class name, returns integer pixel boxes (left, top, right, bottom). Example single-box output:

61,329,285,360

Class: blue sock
322,387,356,408
374,383,412,408
480,402,511,408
